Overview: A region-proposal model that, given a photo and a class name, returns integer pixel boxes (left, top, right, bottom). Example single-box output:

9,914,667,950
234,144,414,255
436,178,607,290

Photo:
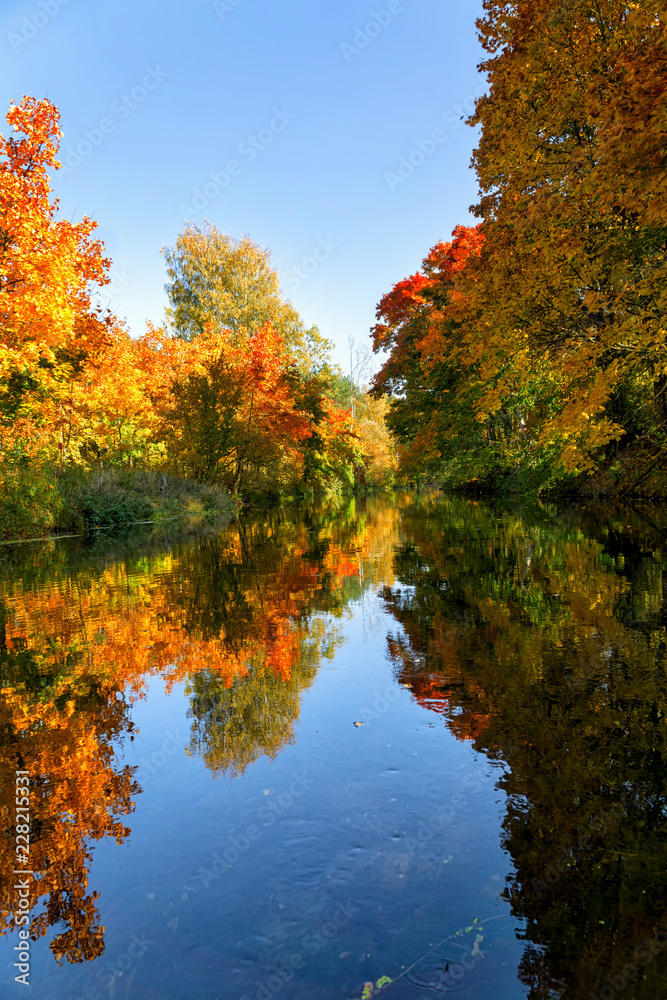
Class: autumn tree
162,223,328,371
157,223,371,497
163,349,244,483
371,226,490,484
372,6,667,493
0,96,118,535
354,393,398,488
154,322,313,493
461,0,667,479
0,97,109,466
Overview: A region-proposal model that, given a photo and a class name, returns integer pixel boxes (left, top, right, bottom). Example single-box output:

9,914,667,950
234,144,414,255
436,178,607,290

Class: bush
55,468,236,532
75,488,153,529
0,466,61,540
0,464,237,540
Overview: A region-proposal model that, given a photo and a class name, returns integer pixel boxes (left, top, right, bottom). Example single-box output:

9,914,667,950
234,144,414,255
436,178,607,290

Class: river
1,492,666,999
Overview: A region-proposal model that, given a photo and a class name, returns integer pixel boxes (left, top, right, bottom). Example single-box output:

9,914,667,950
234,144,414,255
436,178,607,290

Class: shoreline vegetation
0,467,394,545
5,461,666,548
368,8,667,503
0,99,396,542
4,1,667,546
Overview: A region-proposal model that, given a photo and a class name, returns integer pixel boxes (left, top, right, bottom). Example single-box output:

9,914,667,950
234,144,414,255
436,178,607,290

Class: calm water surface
1,493,666,1000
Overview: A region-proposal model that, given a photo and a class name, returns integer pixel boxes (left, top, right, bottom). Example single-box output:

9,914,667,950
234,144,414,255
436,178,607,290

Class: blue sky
1,0,486,372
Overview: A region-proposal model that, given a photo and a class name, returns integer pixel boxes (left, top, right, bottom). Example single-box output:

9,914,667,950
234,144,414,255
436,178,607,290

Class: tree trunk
232,456,243,494
117,418,124,468
654,374,667,427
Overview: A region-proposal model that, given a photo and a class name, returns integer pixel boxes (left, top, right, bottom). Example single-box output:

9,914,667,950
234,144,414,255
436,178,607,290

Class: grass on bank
0,466,237,541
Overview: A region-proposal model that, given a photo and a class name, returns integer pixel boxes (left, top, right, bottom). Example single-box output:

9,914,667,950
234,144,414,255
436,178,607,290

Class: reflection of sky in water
3,494,667,999
29,596,518,1000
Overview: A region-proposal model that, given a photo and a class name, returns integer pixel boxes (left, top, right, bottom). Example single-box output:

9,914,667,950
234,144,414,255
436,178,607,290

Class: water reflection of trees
0,497,398,963
381,495,667,1000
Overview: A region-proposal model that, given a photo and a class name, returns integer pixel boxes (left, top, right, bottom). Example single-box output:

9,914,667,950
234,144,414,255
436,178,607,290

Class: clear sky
1,0,486,372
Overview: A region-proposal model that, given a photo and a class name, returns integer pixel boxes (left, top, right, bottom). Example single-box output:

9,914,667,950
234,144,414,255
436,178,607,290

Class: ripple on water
399,954,471,996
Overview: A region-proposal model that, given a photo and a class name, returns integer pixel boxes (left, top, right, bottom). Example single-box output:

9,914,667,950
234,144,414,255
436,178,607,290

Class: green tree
165,352,243,483
162,223,328,371
371,227,494,486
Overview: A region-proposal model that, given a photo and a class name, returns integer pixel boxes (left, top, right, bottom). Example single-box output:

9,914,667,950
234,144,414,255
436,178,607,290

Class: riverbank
434,439,667,502
0,467,386,543
0,468,238,542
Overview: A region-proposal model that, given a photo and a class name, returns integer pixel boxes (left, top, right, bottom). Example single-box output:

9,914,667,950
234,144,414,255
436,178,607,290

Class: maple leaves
0,97,114,526
0,96,108,381
373,4,667,490
371,225,488,482
0,96,372,534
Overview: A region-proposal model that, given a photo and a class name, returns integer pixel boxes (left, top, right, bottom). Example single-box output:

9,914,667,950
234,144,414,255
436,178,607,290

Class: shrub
0,465,61,540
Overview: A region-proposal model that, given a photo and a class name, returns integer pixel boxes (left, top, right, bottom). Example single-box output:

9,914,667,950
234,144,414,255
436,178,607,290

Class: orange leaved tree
0,96,109,451
0,96,110,532
151,321,313,494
